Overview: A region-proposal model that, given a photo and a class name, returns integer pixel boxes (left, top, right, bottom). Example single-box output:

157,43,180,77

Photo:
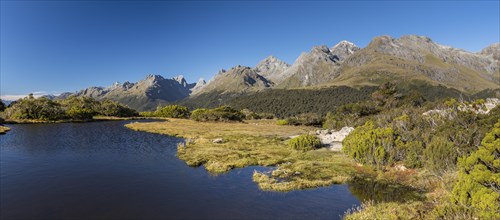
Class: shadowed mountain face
56,35,499,111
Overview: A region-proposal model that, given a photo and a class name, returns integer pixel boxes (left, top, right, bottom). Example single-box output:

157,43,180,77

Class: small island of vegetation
0,94,140,124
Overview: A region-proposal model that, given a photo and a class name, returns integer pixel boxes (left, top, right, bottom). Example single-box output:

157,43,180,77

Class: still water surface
0,121,360,219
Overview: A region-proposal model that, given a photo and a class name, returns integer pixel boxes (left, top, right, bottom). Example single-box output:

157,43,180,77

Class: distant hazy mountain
57,75,205,111
55,35,499,111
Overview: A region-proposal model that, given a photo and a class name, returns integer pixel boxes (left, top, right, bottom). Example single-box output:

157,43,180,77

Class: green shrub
3,95,65,121
257,113,275,119
190,108,210,121
155,105,190,118
447,120,500,219
342,121,395,168
288,134,322,151
276,119,289,125
423,136,457,175
59,96,99,120
241,109,258,120
286,113,323,126
190,106,244,122
139,111,156,117
99,100,138,117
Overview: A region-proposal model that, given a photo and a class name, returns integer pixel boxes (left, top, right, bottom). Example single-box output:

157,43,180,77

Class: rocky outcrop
315,127,354,151
479,43,500,61
423,98,500,117
254,55,290,83
329,40,360,62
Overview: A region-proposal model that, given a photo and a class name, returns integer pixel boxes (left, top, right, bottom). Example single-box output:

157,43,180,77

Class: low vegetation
190,106,245,122
127,82,499,219
339,84,499,219
140,105,190,118
126,119,358,190
288,134,321,151
0,94,138,122
0,125,10,134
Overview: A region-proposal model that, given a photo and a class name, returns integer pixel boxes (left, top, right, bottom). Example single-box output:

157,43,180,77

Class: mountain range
50,35,499,111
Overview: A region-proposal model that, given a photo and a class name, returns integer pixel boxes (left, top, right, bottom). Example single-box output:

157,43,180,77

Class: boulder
212,138,224,144
316,127,354,151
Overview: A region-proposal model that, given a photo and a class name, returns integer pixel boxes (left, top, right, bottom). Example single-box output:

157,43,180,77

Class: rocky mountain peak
173,75,188,87
330,40,360,61
311,45,331,54
400,35,433,43
144,74,165,82
190,78,207,93
480,43,500,61
255,55,290,81
196,78,206,86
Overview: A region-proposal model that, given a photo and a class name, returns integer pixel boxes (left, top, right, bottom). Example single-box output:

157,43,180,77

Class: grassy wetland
125,118,357,191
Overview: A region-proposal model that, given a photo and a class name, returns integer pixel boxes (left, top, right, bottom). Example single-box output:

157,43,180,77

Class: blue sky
1,1,499,99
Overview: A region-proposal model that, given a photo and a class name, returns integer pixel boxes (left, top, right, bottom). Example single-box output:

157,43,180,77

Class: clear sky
1,1,499,100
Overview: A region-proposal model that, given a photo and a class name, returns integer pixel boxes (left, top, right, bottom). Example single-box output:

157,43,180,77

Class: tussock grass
0,125,10,134
253,149,354,191
343,200,428,220
126,119,356,191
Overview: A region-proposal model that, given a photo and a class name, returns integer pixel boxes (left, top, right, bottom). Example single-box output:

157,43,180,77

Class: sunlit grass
0,125,10,134
125,119,357,191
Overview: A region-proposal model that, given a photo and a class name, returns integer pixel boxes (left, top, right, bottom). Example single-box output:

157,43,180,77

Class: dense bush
448,120,499,219
99,100,138,117
423,136,456,175
285,113,323,126
155,105,190,118
190,106,244,122
59,96,100,120
139,111,156,117
1,95,141,121
288,134,322,151
342,121,395,168
240,109,275,120
2,95,65,120
340,96,499,176
323,102,379,130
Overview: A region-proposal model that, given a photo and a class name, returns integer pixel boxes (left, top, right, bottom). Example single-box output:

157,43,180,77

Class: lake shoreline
126,119,360,191
2,116,166,124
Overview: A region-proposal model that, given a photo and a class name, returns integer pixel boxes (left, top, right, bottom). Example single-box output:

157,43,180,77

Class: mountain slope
277,41,360,88
62,74,205,111
192,65,273,95
254,56,290,83
331,35,499,92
